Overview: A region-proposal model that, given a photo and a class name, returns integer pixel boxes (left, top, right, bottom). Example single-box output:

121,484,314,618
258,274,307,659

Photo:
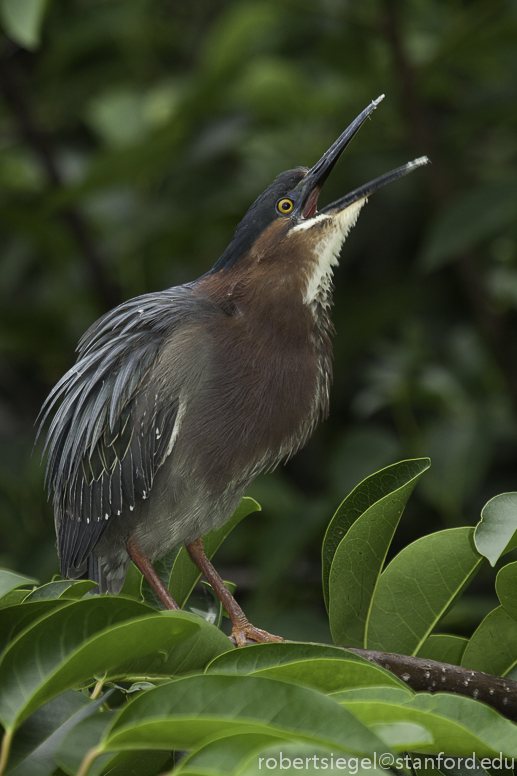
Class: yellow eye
277,198,294,215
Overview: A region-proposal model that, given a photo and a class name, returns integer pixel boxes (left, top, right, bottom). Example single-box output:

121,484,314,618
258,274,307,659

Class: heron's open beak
294,95,429,220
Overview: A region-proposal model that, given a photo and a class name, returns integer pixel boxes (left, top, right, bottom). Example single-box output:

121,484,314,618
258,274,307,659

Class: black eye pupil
281,201,290,210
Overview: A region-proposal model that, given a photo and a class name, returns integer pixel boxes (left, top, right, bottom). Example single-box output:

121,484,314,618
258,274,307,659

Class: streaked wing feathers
38,286,199,575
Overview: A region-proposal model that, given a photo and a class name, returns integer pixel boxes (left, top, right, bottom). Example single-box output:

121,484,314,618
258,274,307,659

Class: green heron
39,96,428,646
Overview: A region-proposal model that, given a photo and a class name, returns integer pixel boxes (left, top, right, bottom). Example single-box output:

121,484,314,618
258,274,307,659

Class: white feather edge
163,398,187,461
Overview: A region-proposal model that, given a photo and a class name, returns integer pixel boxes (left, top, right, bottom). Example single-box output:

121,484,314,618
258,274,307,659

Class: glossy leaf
417,634,469,665
462,605,517,677
207,643,404,693
56,710,118,776
0,569,37,599
0,590,30,609
496,561,517,622
207,641,364,673
330,686,414,704
322,458,429,610
366,527,484,654
7,689,110,776
141,545,181,610
119,561,144,602
239,744,392,776
23,579,97,601
370,721,433,748
0,598,206,730
198,579,236,627
0,599,70,653
177,739,384,776
56,711,172,776
174,733,291,776
101,674,385,757
341,692,517,756
249,659,405,693
474,493,517,566
326,458,430,647
155,614,232,676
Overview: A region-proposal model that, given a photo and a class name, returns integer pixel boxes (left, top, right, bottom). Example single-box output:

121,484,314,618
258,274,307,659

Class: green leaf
207,642,405,693
178,739,380,776
0,569,38,599
461,606,517,677
417,634,469,665
119,562,144,602
420,182,517,271
23,580,97,601
198,579,236,628
0,0,49,50
101,674,386,757
496,561,517,622
99,751,175,776
155,614,232,676
0,598,206,730
0,600,70,653
175,733,289,776
0,590,29,609
61,581,99,600
7,689,110,776
474,493,517,566
341,692,517,756
141,546,181,610
168,497,261,609
56,711,173,776
237,744,387,776
331,686,414,704
248,658,406,694
370,721,433,748
55,710,118,776
367,527,484,654
322,459,429,610
326,458,430,647
207,641,362,673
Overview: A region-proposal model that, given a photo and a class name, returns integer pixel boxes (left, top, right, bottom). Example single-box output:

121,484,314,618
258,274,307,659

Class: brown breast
192,219,334,487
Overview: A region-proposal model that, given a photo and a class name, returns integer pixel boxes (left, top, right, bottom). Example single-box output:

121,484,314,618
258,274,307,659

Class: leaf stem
0,729,13,776
90,679,104,700
76,746,102,776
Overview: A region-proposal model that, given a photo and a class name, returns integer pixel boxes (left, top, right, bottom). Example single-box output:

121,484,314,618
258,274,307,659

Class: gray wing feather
38,285,207,578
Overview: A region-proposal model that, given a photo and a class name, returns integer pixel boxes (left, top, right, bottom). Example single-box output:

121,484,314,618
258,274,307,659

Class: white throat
292,198,366,308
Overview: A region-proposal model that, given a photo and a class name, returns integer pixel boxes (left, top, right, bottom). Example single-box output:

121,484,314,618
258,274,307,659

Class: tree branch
0,43,120,310
234,637,517,722
348,648,517,722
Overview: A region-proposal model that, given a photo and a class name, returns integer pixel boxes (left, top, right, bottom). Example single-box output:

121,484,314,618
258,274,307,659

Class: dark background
1,0,516,642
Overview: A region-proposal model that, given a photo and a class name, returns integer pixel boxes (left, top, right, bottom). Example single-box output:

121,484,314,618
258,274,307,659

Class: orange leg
186,537,284,647
126,535,180,610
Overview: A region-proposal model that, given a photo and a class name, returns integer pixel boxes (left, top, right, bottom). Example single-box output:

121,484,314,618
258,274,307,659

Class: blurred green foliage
1,0,517,643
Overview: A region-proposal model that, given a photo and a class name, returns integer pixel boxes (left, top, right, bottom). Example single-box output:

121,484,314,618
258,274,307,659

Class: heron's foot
230,620,284,648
